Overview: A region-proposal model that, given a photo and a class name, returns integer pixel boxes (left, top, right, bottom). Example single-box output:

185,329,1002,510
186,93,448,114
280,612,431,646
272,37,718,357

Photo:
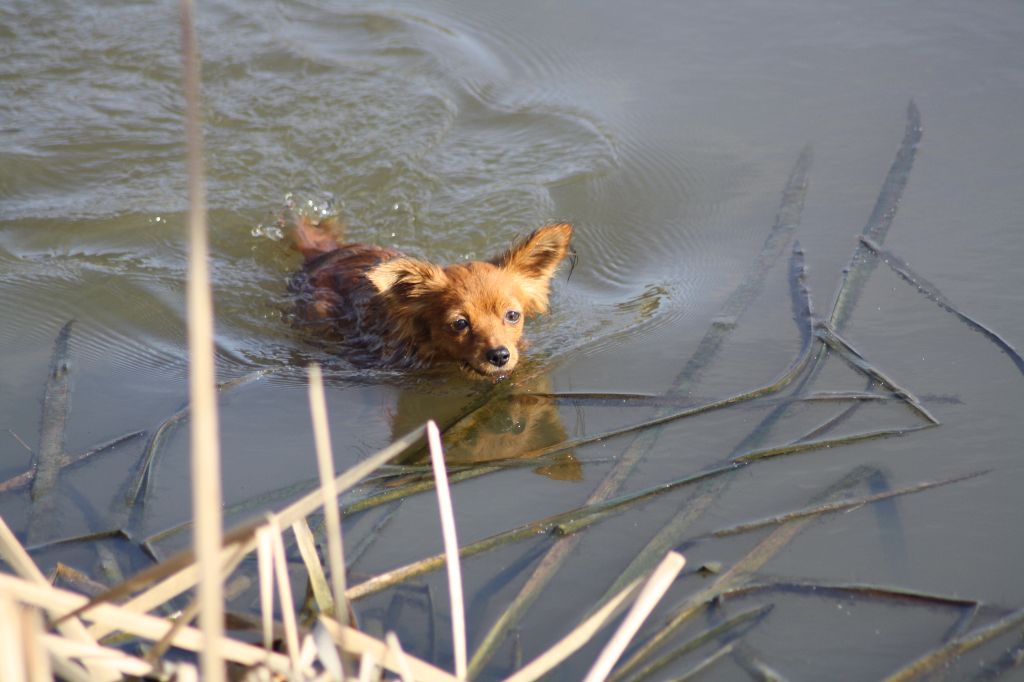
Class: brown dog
289,216,573,377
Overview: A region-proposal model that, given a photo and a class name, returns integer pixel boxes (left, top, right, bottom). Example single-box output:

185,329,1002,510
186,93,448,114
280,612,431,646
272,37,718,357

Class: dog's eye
505,310,521,324
451,317,469,332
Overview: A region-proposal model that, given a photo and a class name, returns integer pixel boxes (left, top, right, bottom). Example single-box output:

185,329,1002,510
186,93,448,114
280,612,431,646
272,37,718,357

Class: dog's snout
486,346,511,367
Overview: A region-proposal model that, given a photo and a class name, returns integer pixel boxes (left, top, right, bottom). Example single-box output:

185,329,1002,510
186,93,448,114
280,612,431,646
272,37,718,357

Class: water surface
2,0,1023,678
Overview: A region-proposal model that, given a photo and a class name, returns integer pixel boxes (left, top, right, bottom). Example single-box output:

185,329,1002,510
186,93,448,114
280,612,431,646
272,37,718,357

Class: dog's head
367,223,573,377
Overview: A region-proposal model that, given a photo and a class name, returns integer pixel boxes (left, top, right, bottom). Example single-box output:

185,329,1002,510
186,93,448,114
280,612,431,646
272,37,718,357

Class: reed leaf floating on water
859,235,1024,375
711,469,987,536
883,606,1024,682
734,101,924,461
828,100,922,332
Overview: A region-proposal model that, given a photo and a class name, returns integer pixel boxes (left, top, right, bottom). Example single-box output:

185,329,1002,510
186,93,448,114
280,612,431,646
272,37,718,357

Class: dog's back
288,216,415,367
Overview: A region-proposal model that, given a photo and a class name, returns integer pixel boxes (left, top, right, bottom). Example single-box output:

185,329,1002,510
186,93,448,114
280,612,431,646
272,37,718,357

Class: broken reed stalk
268,517,301,669
291,519,334,615
503,578,646,682
859,235,1024,375
582,552,686,682
179,0,226,676
255,525,275,652
0,516,120,681
427,421,468,679
386,631,416,682
0,430,145,494
0,572,293,675
126,369,271,509
317,615,459,681
815,324,939,425
307,364,352,633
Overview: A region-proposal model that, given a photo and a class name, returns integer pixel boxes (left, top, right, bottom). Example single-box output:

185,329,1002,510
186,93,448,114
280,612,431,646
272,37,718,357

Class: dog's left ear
491,223,573,314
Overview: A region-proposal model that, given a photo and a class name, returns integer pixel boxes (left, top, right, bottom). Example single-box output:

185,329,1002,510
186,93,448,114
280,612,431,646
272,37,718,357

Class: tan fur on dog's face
367,223,573,377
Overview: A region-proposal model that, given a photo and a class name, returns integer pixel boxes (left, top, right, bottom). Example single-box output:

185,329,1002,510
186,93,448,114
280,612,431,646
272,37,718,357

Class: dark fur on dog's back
289,240,415,367
288,215,573,376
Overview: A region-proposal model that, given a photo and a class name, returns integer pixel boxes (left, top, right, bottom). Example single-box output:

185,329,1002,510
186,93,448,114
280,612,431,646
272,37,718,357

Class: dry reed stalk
318,616,460,681
22,603,54,682
0,591,28,682
42,636,153,676
175,663,199,682
256,525,275,653
386,631,416,682
358,651,380,682
0,573,293,674
292,519,335,614
81,425,426,639
502,577,644,682
427,421,468,679
307,364,352,630
0,517,120,681
268,516,302,670
178,0,225,678
582,552,686,682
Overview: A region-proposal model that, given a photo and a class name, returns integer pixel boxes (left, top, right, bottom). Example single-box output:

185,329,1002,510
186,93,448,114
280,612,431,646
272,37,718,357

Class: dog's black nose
486,346,510,367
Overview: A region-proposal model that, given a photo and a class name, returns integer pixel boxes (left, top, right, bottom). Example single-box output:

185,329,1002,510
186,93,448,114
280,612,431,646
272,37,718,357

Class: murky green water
2,0,1023,678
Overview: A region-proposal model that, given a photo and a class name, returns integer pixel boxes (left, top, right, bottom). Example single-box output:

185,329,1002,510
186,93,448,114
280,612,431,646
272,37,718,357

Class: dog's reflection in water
391,377,580,481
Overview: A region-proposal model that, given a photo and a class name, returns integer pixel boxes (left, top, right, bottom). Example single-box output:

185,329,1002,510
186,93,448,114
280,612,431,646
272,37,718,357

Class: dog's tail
291,214,343,262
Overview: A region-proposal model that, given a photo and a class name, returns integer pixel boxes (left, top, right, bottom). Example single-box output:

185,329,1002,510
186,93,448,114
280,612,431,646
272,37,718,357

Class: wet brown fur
288,215,573,377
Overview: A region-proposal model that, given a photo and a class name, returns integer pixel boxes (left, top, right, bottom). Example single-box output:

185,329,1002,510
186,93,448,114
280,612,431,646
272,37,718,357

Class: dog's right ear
367,258,447,299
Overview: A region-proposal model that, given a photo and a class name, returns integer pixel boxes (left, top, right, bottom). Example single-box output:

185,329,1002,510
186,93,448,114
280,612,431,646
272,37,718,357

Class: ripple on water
2,0,689,372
